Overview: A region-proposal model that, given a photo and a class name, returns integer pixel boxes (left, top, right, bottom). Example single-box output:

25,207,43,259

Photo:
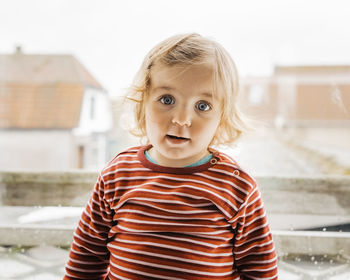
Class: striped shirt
64,145,278,280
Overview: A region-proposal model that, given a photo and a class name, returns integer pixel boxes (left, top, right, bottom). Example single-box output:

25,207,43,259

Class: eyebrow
153,86,214,98
153,86,173,92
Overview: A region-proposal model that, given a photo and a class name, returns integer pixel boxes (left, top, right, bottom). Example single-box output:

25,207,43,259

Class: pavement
1,244,350,280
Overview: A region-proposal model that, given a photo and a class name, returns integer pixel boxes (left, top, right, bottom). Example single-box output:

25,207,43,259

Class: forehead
147,63,226,105
149,63,214,90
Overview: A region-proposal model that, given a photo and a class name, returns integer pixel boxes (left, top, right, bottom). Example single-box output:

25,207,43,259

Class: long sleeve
64,174,113,279
232,185,278,279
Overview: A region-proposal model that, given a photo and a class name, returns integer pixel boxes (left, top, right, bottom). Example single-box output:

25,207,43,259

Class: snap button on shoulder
233,170,240,176
210,158,218,164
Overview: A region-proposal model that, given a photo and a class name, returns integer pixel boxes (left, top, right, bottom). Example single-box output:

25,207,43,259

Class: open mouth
167,135,189,140
166,134,190,144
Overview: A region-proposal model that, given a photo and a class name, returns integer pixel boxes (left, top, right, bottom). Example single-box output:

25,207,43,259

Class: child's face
144,63,222,167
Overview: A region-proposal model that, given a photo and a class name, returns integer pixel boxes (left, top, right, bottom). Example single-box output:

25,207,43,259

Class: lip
165,134,190,145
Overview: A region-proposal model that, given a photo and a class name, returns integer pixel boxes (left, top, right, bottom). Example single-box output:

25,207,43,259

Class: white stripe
241,255,277,265
244,212,266,228
245,201,264,218
126,232,231,248
234,239,274,255
83,209,110,228
70,246,94,256
109,270,133,280
114,233,233,257
73,233,107,252
79,218,105,235
197,172,249,195
215,161,238,168
91,198,113,216
117,217,230,228
113,255,233,276
69,257,108,265
236,222,269,240
89,200,113,222
102,154,138,172
235,247,276,260
77,224,107,241
65,271,82,279
115,186,210,201
133,231,232,242
230,188,260,223
235,231,271,248
66,263,107,273
90,197,112,215
109,244,233,266
231,203,264,226
116,224,230,236
114,196,212,209
209,165,255,190
241,272,278,280
110,263,180,280
125,200,216,214
104,167,149,177
116,208,224,221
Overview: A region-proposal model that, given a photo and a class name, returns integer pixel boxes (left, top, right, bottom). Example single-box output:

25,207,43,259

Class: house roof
0,49,103,129
0,50,103,89
0,83,85,129
274,65,350,75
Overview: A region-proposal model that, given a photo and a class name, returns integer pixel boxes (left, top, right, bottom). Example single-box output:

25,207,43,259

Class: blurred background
0,0,350,279
0,0,349,174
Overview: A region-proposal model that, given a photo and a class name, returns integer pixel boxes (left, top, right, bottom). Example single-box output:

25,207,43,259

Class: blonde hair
125,33,255,146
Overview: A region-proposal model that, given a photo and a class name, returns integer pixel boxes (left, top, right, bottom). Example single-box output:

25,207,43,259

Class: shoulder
100,145,144,179
210,148,258,192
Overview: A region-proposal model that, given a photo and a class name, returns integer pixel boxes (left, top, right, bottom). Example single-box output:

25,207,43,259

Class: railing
0,171,349,257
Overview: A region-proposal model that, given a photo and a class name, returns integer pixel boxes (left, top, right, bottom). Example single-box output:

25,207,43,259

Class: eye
159,95,175,105
196,101,211,111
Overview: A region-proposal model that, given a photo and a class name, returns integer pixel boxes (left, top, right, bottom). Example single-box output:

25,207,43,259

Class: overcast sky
1,0,349,96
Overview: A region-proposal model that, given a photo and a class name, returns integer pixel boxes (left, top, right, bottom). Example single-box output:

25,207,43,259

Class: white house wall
73,88,113,170
0,130,75,171
74,88,112,135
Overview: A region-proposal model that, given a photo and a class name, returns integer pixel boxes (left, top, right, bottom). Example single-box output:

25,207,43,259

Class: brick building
0,47,112,170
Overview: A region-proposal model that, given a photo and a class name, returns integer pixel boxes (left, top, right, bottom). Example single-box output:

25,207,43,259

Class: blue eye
160,95,174,105
196,101,211,111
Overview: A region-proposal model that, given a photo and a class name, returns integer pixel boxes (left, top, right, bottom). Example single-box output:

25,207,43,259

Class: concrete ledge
1,171,350,256
1,224,349,257
0,171,98,206
1,171,350,216
256,175,350,215
273,230,350,256
0,224,73,247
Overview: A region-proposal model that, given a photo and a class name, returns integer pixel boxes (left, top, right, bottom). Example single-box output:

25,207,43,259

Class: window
90,96,96,120
249,85,264,105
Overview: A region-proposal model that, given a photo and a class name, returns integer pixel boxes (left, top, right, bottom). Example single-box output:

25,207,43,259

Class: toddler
64,33,278,279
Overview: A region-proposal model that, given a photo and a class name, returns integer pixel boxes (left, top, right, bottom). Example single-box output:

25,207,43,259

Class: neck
148,147,210,168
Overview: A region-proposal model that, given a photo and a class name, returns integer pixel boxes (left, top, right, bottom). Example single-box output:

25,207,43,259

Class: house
241,65,350,127
0,47,112,170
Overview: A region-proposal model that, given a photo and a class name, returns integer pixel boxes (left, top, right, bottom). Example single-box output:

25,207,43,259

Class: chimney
15,45,23,55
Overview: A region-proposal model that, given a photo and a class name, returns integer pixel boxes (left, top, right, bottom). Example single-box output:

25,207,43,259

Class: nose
171,106,192,127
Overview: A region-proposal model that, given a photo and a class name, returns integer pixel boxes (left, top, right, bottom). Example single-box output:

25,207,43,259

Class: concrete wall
1,171,350,214
1,171,350,255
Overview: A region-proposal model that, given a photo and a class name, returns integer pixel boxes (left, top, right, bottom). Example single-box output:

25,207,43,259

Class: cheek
145,107,168,137
198,116,221,137
145,103,165,122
